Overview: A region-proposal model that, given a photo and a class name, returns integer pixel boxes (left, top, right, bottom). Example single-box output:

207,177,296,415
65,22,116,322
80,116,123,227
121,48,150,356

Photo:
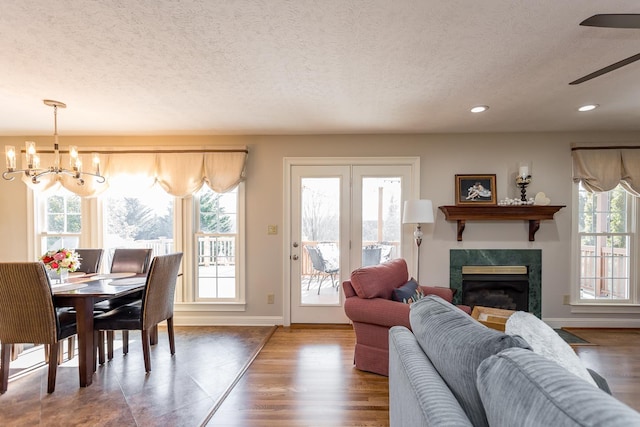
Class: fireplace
450,249,541,318
461,265,529,311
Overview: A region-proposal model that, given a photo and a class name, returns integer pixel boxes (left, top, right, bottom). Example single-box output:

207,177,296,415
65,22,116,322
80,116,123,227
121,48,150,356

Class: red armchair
343,258,470,376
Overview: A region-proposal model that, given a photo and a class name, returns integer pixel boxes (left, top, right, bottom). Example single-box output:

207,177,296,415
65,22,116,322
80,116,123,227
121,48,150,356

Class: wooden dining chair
94,252,183,372
74,248,104,274
109,248,152,274
94,248,153,360
57,248,104,360
0,262,77,393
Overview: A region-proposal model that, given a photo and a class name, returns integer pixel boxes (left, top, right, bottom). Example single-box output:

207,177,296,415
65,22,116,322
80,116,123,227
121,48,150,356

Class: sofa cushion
505,311,597,387
350,258,409,299
389,326,473,426
391,278,419,302
477,347,640,427
409,296,531,427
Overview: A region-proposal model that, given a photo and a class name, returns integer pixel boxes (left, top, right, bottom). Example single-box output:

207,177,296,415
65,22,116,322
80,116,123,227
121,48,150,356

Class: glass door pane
300,177,341,305
361,177,402,267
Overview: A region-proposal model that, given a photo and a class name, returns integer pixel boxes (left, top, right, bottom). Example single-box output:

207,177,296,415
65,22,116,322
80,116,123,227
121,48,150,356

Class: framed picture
455,174,497,205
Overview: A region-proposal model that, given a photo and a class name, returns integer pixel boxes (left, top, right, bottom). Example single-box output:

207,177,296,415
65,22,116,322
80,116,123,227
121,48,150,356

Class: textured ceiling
2,1,640,135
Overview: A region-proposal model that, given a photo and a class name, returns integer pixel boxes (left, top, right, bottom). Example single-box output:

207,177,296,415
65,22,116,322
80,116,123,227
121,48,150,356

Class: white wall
2,131,640,326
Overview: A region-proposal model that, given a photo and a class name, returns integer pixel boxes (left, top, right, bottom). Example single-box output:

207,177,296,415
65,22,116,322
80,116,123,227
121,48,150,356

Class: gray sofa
389,296,640,427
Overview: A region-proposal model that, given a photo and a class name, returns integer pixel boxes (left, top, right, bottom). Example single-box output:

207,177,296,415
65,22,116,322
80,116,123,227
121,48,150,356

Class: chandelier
3,99,105,185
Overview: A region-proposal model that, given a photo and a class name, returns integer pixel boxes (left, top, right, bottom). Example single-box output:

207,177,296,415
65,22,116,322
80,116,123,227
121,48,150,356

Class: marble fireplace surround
450,249,542,318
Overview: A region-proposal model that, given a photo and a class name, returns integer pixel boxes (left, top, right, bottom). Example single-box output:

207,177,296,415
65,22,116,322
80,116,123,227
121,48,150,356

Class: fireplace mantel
438,205,565,241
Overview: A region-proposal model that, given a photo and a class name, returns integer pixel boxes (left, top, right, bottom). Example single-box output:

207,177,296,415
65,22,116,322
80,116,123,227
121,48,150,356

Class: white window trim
178,182,246,311
29,182,247,313
31,189,88,259
570,182,640,313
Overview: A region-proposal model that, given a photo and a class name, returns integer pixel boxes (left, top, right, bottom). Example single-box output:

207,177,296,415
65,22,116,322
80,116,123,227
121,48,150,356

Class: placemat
51,283,88,293
109,277,146,286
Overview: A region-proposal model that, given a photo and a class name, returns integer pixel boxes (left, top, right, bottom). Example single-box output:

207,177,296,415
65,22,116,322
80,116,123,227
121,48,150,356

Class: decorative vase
48,268,69,284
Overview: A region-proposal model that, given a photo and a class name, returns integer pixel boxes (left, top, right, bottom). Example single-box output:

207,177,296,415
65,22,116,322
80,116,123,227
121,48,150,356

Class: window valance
22,147,248,197
571,143,640,196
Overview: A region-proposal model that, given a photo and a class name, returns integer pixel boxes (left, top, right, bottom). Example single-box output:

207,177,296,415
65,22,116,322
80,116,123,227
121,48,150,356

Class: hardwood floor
1,326,639,426
565,328,640,412
207,326,390,427
208,327,640,426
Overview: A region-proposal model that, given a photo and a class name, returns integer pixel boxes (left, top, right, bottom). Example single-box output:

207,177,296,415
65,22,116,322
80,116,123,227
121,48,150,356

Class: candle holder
516,175,532,202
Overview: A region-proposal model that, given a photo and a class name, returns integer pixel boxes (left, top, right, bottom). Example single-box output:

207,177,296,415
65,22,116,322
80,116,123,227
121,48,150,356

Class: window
195,185,240,300
38,189,81,252
103,184,175,270
576,183,638,303
31,176,246,308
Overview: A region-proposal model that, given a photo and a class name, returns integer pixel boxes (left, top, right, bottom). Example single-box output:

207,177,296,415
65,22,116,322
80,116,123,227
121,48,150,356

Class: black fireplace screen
462,267,529,311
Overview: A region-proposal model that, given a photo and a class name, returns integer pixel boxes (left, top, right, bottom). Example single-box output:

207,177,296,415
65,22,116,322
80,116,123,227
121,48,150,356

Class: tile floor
0,326,275,426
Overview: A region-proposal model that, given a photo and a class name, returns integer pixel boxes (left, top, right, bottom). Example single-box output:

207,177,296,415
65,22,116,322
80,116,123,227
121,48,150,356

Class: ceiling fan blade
580,14,640,29
569,52,640,85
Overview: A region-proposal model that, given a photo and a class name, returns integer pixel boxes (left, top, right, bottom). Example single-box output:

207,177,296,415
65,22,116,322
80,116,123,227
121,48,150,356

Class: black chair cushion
93,291,143,311
56,308,78,340
94,302,143,331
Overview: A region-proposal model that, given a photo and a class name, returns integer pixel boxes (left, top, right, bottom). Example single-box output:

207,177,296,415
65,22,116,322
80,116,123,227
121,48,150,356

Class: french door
286,158,418,324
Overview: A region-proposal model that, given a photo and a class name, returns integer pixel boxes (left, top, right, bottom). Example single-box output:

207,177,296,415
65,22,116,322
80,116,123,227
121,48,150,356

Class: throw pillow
505,311,597,387
477,348,640,426
403,288,427,304
409,296,531,427
391,278,418,302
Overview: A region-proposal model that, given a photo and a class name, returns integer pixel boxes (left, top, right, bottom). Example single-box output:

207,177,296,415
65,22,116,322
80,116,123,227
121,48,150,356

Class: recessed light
578,104,598,112
470,105,489,113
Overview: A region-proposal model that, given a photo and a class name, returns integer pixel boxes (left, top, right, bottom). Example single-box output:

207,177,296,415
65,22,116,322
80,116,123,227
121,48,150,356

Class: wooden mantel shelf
438,205,565,242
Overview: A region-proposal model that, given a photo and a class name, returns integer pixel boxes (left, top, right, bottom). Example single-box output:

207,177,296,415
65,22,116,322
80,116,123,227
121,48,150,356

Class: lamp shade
402,200,434,224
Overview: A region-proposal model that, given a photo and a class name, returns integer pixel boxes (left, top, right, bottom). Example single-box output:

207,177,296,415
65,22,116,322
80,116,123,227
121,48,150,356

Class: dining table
52,272,146,387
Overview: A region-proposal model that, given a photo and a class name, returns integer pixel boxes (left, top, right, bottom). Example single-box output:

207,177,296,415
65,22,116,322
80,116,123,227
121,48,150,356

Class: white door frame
283,157,420,326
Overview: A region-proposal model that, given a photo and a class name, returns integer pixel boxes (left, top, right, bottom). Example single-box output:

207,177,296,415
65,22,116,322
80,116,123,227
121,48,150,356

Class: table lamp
402,199,434,282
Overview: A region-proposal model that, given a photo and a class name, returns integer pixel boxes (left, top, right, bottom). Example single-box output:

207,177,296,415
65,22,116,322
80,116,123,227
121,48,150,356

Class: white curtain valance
24,148,248,197
571,144,640,196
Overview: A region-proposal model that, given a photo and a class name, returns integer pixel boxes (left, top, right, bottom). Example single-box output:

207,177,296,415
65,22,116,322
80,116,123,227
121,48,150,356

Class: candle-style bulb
25,141,37,169
69,145,78,169
92,152,101,175
5,146,16,170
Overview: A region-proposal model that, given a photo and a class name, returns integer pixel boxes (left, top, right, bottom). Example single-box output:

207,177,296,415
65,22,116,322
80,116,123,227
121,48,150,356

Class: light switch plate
267,225,278,235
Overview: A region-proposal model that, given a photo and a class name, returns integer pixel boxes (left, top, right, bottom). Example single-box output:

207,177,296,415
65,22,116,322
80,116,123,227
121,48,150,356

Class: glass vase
48,268,69,284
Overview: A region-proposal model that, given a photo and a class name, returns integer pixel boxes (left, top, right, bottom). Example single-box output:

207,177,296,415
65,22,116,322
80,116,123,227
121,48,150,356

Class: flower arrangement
40,248,80,273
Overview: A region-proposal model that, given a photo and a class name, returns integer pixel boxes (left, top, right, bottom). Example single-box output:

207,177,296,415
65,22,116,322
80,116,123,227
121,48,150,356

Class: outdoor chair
362,245,382,267
305,245,339,294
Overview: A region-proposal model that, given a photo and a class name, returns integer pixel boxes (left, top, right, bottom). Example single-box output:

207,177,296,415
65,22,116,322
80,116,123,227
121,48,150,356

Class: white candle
519,166,529,178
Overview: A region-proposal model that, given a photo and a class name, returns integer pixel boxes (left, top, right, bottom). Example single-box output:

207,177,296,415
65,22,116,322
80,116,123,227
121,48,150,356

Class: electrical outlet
563,294,570,305
267,293,275,304
267,225,278,235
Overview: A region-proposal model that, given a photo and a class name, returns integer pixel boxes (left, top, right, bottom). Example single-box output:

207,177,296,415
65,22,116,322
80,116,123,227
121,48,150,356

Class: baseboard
173,313,283,326
544,317,640,328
